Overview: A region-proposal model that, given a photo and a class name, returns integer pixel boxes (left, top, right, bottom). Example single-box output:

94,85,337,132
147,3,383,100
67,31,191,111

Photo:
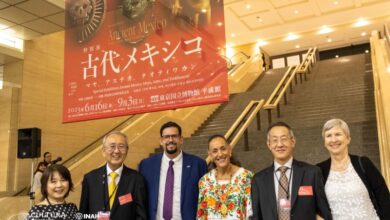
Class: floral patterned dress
197,167,253,220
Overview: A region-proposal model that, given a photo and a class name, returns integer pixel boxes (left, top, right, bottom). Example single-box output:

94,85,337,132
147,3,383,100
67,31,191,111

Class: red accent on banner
63,0,228,122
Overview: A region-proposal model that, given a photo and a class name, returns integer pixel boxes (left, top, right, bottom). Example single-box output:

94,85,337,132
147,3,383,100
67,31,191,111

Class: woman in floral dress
197,134,253,220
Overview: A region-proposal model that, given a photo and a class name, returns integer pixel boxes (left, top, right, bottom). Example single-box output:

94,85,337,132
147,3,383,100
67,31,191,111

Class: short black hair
267,121,295,140
40,164,74,201
43,152,51,157
160,121,182,137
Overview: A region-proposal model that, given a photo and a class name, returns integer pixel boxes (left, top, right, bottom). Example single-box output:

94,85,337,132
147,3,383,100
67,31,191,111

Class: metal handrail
296,48,317,83
227,100,265,147
263,48,318,124
206,99,265,164
229,51,251,65
263,66,298,124
230,51,250,59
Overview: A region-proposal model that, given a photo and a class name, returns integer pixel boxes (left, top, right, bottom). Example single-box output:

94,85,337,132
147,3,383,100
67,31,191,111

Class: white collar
163,150,183,163
274,157,293,171
106,163,124,176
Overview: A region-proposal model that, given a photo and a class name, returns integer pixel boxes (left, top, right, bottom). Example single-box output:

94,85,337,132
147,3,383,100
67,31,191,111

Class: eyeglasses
104,144,128,152
161,134,181,140
269,136,292,145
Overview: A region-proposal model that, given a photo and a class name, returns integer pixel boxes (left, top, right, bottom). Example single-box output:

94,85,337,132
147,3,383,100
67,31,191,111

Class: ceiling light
0,31,23,51
327,38,332,42
294,10,299,14
361,32,367,36
284,33,299,41
333,1,339,5
318,25,333,34
354,18,370,27
295,45,300,48
231,33,236,38
245,3,251,10
387,65,390,73
201,9,207,13
365,50,369,53
335,55,339,58
217,22,223,26
256,40,268,47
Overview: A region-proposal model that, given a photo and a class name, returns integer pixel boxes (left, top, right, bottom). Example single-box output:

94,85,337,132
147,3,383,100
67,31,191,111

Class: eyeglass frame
268,135,294,145
104,144,128,152
161,134,181,140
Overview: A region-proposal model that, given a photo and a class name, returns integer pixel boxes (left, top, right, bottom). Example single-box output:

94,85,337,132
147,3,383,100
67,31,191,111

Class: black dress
27,203,78,220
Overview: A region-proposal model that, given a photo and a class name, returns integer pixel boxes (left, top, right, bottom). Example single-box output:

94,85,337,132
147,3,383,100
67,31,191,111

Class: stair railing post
244,129,249,151
256,111,261,131
277,104,281,117
290,84,293,94
284,93,288,105
267,109,272,124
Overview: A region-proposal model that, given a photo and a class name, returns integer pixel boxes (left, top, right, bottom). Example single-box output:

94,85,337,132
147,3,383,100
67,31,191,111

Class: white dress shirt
156,151,183,220
106,164,123,186
273,157,293,199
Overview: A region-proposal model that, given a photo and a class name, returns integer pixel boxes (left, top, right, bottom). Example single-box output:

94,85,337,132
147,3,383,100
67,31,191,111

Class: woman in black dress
27,164,78,220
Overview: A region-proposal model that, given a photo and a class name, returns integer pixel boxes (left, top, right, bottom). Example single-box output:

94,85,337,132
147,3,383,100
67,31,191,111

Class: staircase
181,54,379,173
179,67,291,158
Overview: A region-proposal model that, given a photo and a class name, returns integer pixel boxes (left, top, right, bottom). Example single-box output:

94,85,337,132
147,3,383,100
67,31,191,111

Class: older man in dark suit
251,122,332,220
139,121,207,220
79,131,147,220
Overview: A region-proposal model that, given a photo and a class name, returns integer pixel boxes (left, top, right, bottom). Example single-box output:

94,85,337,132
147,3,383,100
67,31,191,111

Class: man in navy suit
139,121,207,220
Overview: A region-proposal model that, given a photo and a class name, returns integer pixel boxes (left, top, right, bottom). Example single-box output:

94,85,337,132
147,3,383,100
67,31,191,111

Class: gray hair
322,118,350,138
103,131,129,147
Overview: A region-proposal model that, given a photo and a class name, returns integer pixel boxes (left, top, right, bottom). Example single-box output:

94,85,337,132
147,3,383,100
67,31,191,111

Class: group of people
27,119,389,220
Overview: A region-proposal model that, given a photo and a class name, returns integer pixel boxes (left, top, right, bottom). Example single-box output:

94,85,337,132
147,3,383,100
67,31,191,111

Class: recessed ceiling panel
229,1,269,17
1,0,25,5
23,18,62,34
270,0,306,8
0,1,9,9
317,0,354,14
45,12,64,27
241,11,280,29
278,2,315,21
0,6,36,24
16,0,63,17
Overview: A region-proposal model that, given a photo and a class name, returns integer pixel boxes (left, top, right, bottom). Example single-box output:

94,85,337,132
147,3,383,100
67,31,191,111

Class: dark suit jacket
79,164,148,220
317,154,390,220
251,159,332,220
138,152,207,220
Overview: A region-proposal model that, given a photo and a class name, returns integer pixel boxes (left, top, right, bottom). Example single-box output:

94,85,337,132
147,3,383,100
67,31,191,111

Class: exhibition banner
63,0,228,122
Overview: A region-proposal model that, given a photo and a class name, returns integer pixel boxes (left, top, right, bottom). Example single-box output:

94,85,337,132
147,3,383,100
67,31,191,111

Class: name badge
298,186,313,196
119,193,133,205
97,211,110,220
279,198,291,211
